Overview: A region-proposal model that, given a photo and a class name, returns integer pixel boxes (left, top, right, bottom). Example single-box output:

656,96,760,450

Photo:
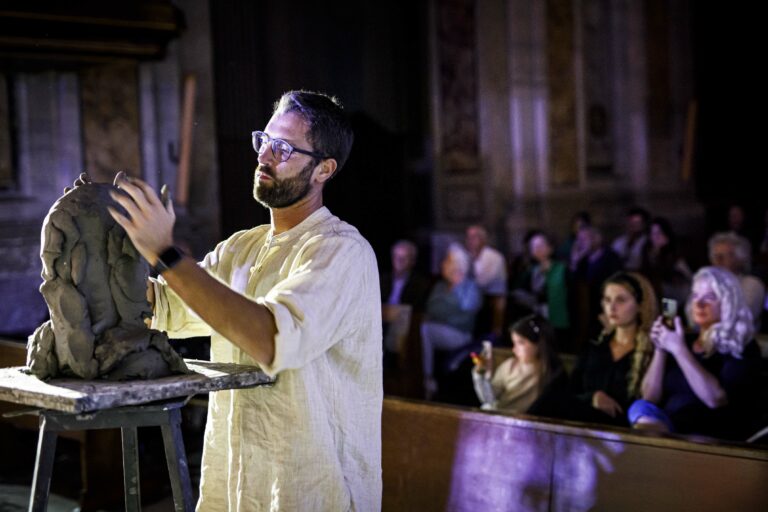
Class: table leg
122,426,141,512
28,415,58,512
161,408,194,512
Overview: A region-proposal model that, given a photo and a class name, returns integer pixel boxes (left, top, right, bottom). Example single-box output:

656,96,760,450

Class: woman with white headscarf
629,266,762,440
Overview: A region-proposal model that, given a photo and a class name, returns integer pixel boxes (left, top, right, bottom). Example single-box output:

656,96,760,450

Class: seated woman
471,314,566,413
629,267,762,440
421,243,482,399
509,231,570,349
564,272,658,426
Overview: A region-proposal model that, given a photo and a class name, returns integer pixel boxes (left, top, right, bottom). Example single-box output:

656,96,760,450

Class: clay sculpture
27,173,188,380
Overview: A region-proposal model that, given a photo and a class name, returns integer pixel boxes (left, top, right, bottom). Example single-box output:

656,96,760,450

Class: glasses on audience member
251,131,330,162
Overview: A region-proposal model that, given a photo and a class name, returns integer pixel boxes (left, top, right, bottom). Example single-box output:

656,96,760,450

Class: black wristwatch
153,246,184,274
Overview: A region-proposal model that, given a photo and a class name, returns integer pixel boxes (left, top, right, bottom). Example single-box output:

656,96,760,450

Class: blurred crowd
381,205,768,442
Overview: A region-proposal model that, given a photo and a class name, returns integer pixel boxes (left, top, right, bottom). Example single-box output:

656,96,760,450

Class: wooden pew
383,397,768,511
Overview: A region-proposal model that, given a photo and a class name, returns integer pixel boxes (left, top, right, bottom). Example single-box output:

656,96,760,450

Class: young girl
471,314,563,413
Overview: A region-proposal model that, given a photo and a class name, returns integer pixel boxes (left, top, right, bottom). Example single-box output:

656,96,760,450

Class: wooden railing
383,397,768,511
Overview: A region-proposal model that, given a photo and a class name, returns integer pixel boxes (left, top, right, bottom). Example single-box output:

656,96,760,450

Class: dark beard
253,161,315,208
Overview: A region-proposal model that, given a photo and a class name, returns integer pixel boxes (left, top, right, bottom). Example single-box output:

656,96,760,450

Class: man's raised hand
107,171,175,266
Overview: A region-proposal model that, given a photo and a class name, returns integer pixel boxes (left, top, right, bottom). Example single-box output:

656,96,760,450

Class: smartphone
661,298,677,329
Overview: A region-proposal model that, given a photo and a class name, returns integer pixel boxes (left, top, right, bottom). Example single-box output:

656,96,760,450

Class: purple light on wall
445,415,625,511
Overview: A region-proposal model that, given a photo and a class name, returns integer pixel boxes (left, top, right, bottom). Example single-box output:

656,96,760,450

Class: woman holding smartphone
629,266,762,439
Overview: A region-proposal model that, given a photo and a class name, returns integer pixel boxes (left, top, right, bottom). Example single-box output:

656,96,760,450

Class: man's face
391,245,414,275
710,242,738,273
253,112,319,208
627,214,645,235
465,227,485,254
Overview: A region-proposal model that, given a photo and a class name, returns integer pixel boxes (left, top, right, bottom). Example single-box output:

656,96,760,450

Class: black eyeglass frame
251,130,330,162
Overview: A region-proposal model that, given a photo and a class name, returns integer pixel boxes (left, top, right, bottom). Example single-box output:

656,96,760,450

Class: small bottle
480,340,493,380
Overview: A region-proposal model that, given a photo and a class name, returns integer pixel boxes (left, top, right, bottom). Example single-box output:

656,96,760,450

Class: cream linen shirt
152,207,383,511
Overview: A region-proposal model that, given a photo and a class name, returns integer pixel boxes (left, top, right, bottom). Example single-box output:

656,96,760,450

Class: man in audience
381,240,431,362
611,207,650,271
465,224,507,338
381,240,430,311
709,231,766,331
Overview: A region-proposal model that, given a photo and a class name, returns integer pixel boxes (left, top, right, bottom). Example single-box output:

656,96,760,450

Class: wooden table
0,360,274,512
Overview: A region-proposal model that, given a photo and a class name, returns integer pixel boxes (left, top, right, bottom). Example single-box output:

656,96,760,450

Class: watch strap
153,246,184,274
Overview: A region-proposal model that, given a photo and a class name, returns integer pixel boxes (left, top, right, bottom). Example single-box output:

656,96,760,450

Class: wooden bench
383,397,768,511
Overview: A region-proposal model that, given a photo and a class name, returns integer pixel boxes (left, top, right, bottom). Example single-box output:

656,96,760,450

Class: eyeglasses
251,131,329,162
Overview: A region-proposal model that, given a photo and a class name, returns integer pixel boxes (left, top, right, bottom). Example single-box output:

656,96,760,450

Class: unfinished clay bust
27,173,188,380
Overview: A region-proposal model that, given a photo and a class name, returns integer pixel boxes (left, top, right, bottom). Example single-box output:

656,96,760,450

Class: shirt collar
268,206,332,242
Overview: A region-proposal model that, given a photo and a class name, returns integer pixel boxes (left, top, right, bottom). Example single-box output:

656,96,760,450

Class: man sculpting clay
109,91,382,511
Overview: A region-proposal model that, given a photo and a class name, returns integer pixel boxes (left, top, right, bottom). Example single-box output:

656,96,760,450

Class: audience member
465,225,507,294
381,240,432,362
556,210,592,261
611,207,651,271
421,243,482,399
509,231,570,347
570,225,623,349
465,224,508,338
471,314,566,413
708,232,766,331
381,240,431,311
564,272,658,427
640,216,692,306
629,267,762,440
727,203,747,237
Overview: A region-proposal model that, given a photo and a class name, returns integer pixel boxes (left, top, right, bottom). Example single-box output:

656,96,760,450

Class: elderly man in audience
611,207,651,271
465,224,508,339
381,240,431,364
381,239,430,312
708,231,766,331
629,267,762,440
420,243,482,400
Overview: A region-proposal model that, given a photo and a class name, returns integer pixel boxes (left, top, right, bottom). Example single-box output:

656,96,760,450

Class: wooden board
0,359,274,413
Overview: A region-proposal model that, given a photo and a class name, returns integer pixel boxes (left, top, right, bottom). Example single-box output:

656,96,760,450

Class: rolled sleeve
255,234,375,376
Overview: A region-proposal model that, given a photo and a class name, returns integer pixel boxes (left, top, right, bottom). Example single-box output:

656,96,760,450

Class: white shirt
152,207,382,511
472,246,507,295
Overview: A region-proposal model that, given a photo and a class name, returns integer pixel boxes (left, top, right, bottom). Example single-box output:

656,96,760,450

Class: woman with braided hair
564,272,658,426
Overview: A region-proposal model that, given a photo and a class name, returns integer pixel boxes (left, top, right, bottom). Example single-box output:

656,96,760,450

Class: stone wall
0,0,219,337
430,0,701,259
